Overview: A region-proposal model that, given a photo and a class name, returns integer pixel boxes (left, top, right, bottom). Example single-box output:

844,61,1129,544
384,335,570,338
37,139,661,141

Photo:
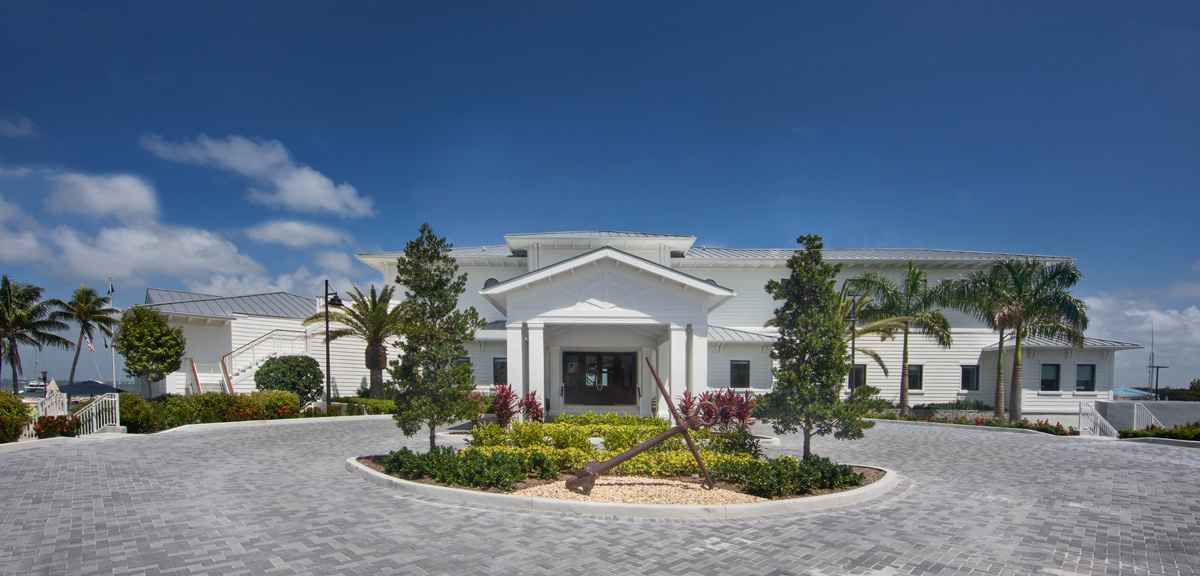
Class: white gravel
512,476,767,505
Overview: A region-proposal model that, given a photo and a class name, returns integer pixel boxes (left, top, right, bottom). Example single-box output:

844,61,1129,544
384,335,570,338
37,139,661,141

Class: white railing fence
186,359,228,395
1133,402,1165,431
76,393,120,435
19,391,69,440
220,330,309,393
1079,402,1119,439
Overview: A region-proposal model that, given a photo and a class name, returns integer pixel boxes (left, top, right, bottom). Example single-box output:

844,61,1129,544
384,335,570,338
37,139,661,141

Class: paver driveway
2,417,1198,575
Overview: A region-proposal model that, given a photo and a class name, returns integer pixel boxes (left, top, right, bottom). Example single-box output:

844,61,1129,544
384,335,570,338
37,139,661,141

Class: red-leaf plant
519,391,544,423
492,383,519,428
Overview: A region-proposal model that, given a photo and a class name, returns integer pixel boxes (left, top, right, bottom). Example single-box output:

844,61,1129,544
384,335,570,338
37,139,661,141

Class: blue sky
1,1,1197,388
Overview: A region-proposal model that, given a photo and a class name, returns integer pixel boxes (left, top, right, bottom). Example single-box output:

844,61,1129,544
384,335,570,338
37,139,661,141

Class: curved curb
346,456,898,520
156,414,394,434
1122,437,1200,449
868,418,1064,436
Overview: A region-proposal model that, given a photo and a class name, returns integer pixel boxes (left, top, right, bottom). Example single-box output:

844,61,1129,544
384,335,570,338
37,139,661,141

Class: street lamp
324,279,343,409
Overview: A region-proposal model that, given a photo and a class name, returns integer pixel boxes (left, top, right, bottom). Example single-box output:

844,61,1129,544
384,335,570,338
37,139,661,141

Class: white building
357,231,1141,426
147,231,1139,427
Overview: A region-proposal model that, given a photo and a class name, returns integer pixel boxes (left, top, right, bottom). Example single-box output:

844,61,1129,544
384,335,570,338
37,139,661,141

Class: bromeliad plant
492,383,519,427
519,391,544,423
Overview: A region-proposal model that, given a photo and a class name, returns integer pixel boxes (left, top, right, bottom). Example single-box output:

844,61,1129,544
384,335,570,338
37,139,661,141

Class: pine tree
753,235,878,458
389,224,486,450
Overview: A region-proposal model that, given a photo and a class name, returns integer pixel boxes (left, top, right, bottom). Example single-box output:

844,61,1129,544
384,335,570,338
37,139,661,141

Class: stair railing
1079,402,1118,439
220,329,309,393
1133,402,1165,431
76,393,120,435
19,391,69,440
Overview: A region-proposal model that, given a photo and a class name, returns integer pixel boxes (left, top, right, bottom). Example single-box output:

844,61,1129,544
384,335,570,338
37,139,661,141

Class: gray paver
2,419,1199,575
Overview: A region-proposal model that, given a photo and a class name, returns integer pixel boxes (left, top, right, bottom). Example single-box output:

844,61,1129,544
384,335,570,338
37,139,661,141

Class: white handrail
1133,402,1164,431
76,393,121,435
1079,402,1118,438
220,330,309,393
19,391,69,440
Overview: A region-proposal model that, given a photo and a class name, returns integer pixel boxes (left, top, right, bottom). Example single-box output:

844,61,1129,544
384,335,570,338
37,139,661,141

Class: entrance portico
481,247,735,418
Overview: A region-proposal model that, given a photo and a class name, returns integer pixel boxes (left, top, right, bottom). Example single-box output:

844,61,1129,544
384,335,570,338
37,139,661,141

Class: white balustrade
76,393,120,435
1079,402,1119,439
1133,402,1164,431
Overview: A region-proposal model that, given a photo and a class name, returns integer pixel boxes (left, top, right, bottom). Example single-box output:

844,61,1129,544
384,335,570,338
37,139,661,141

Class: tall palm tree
837,282,903,386
948,265,1013,418
849,261,953,416
51,285,120,384
0,275,72,393
991,258,1088,421
303,284,403,399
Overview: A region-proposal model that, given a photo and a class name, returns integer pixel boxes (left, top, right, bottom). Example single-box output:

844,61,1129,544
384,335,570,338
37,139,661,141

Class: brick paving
1,417,1198,575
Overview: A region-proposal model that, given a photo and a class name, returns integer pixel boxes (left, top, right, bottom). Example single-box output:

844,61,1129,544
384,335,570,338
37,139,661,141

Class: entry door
562,351,637,405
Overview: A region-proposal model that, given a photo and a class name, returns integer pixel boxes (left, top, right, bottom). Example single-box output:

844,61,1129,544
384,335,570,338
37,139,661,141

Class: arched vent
483,278,500,289
705,279,718,285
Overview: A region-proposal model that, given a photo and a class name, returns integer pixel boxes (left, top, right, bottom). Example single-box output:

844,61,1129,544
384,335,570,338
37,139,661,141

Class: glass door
562,351,637,405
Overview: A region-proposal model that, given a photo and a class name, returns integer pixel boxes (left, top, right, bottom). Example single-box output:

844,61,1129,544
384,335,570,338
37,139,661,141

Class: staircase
1079,402,1119,438
19,391,69,440
218,330,309,394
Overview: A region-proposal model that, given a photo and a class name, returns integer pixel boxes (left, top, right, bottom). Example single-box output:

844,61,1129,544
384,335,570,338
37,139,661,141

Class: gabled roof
143,289,317,320
479,246,736,314
983,335,1142,350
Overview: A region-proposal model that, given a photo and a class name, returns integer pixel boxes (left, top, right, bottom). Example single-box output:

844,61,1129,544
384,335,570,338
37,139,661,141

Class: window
907,365,923,390
1076,364,1095,392
849,364,866,390
1041,364,1061,392
961,365,979,391
492,358,507,386
730,360,750,389
452,357,471,368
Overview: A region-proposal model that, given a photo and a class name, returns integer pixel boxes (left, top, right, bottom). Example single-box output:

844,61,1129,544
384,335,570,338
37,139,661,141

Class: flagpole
109,276,117,389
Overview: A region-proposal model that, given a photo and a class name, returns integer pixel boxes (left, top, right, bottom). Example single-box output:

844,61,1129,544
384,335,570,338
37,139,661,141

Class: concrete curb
346,455,898,520
157,414,394,434
868,418,1061,436
1122,437,1200,449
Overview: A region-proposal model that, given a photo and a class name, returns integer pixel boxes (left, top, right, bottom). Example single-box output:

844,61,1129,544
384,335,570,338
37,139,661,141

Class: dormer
503,231,697,271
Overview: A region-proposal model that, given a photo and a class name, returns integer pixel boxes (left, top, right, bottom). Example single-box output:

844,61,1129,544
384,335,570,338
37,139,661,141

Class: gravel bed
512,476,767,505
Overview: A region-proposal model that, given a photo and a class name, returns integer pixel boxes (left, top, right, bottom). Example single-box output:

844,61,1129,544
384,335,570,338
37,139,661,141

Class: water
7,379,136,400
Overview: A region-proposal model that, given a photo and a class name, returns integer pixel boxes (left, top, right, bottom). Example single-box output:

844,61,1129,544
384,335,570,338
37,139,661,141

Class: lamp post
323,279,343,409
844,287,861,392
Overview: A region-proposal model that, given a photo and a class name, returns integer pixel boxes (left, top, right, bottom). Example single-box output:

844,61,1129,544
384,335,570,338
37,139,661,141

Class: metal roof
685,247,1070,262
506,231,694,239
708,326,776,343
983,335,1142,350
143,289,318,320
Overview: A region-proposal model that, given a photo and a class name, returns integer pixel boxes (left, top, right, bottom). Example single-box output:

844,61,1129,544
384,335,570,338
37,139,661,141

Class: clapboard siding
706,343,774,391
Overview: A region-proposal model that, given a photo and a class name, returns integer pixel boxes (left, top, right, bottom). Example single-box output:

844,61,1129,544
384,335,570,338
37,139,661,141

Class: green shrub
382,446,530,490
333,397,397,414
251,390,301,419
34,415,80,439
468,421,509,447
253,355,323,405
119,392,166,433
547,424,592,450
1120,421,1200,441
911,399,993,411
709,425,763,458
0,391,32,443
552,412,659,427
509,421,549,448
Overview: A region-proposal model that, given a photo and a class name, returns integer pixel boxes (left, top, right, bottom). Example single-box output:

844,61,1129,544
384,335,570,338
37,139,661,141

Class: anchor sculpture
565,358,717,493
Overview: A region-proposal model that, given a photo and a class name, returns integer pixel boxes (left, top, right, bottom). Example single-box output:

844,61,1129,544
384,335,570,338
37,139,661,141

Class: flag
107,277,114,296
85,334,95,354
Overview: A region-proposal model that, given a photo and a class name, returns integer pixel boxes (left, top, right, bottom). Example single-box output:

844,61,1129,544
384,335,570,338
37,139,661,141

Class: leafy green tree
51,285,120,384
988,258,1088,421
254,355,323,405
949,264,1014,418
389,224,487,450
1185,379,1200,402
753,235,878,458
113,306,187,387
849,261,953,416
0,275,71,393
303,284,402,399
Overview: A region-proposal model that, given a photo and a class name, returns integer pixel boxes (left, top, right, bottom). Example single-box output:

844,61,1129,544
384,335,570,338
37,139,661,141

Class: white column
640,346,653,417
506,323,524,396
668,323,688,416
690,323,708,394
527,323,545,406
548,346,562,416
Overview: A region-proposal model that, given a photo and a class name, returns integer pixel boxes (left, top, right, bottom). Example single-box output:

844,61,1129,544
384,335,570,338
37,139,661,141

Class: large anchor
565,358,717,493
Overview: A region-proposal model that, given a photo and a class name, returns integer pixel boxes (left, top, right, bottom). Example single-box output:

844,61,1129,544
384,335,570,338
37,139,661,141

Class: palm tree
51,285,121,385
849,261,953,416
303,284,403,399
990,258,1088,421
948,265,1013,418
0,275,72,393
838,282,902,387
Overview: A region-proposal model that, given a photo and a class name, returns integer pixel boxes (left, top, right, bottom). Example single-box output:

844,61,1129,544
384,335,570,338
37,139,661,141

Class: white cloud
0,194,51,263
246,220,352,248
315,250,356,275
1084,293,1200,389
140,133,374,218
0,114,36,138
52,223,265,282
186,266,319,297
46,173,159,222
0,166,31,178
